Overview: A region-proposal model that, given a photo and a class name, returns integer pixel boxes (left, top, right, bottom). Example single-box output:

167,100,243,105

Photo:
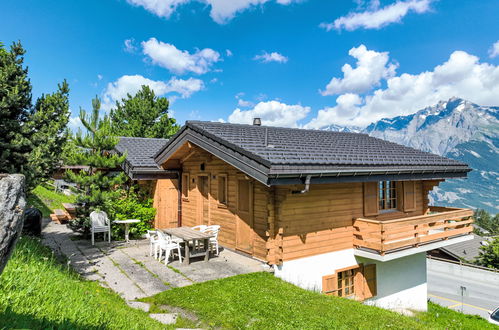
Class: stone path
41,218,267,327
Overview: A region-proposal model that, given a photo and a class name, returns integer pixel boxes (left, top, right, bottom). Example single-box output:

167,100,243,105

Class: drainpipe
292,175,312,194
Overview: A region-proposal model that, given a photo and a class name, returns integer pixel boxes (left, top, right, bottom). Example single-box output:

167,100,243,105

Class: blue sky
1,0,498,129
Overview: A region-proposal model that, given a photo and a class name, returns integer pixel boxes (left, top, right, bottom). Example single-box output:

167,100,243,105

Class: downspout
291,175,312,194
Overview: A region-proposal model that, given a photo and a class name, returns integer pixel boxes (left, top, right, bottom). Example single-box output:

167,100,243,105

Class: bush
108,188,156,239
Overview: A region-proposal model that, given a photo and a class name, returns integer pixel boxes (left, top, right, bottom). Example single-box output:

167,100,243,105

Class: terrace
353,206,474,261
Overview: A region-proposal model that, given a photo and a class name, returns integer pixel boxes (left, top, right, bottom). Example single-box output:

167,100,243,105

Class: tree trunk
0,174,26,274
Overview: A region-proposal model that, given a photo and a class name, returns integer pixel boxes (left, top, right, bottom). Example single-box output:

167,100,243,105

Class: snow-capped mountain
321,124,363,133
364,97,498,214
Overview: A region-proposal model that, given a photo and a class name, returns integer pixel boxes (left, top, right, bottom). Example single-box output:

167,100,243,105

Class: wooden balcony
353,206,474,256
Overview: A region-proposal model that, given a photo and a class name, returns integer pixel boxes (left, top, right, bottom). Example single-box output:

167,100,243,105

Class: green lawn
27,184,76,217
143,272,496,330
0,237,175,329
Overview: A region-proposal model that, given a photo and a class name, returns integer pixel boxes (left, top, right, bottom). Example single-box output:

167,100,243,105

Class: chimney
253,118,261,126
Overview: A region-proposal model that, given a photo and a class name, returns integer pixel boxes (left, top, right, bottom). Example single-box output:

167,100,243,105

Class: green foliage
108,188,156,239
24,81,71,189
143,272,496,330
473,209,499,235
110,85,179,138
65,97,127,232
27,183,76,217
0,41,32,175
476,236,499,269
0,236,170,329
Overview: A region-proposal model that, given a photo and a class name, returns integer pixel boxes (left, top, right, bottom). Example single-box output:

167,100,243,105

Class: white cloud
226,49,233,57
68,115,84,132
228,100,310,127
321,44,397,95
126,0,190,18
97,74,103,80
127,0,300,24
307,48,499,128
141,38,220,75
321,0,432,32
235,92,253,107
124,38,137,53
305,94,362,128
253,51,288,63
102,74,204,110
489,41,499,58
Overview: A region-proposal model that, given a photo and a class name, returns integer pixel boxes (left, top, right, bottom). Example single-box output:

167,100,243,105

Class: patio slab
41,218,268,301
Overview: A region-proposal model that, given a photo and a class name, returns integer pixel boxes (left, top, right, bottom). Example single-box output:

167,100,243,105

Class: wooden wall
273,180,434,263
153,143,441,265
180,147,268,261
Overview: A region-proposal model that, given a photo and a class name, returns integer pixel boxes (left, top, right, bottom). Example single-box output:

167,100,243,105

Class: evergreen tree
477,237,499,269
65,97,127,230
109,85,179,138
24,81,70,188
0,42,32,174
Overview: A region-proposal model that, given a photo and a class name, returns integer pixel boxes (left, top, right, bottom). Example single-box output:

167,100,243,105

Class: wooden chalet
116,120,474,311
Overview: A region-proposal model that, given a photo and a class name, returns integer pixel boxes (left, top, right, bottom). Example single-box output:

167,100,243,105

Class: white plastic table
113,219,140,243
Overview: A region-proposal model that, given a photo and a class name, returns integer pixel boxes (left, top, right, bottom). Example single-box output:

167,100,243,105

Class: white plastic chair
145,230,159,257
156,231,182,265
205,225,221,256
192,225,208,231
90,211,111,246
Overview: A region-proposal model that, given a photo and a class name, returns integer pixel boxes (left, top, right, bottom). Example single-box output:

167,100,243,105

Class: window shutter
363,264,377,299
322,274,338,296
354,265,364,301
363,182,379,217
403,181,416,212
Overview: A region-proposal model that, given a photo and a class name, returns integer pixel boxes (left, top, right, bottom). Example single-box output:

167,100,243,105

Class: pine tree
477,237,499,269
0,41,32,174
24,80,70,188
110,85,179,138
65,97,127,229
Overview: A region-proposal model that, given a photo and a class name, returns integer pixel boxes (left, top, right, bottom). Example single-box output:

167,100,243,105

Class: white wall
274,249,357,292
274,250,428,312
359,253,428,311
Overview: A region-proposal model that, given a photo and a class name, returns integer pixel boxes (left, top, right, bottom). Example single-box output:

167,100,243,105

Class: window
322,264,377,301
337,269,356,298
182,173,189,199
218,174,228,205
379,181,397,211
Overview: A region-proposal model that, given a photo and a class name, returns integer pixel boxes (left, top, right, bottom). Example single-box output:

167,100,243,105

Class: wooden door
236,179,253,253
153,179,179,229
197,175,210,225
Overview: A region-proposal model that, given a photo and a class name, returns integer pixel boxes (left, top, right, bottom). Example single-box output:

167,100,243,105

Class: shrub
107,188,156,239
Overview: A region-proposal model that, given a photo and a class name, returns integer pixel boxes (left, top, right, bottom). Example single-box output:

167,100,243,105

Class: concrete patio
41,218,268,302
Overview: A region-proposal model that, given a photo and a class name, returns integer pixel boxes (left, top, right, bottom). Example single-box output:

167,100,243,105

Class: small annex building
116,120,474,312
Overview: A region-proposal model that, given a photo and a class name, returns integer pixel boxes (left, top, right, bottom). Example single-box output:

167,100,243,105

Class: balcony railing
353,206,474,255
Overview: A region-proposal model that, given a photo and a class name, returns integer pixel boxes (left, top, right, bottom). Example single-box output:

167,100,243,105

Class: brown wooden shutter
363,182,379,217
322,274,338,296
363,264,377,299
403,181,416,212
354,264,365,301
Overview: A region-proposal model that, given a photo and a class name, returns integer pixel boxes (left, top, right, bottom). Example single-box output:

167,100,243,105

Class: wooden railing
353,206,474,255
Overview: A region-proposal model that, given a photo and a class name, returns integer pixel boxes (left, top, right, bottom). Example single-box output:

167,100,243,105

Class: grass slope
144,272,496,330
27,184,76,217
0,237,168,329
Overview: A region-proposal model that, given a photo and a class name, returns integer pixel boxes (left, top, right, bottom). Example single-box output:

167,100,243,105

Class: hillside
364,97,498,214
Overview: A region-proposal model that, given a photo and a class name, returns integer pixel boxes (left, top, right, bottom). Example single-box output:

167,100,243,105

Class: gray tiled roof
116,137,168,168
441,234,490,262
185,121,467,167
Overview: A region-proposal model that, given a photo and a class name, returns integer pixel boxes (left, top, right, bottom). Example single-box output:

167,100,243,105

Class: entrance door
236,179,253,253
154,179,179,228
197,175,209,225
